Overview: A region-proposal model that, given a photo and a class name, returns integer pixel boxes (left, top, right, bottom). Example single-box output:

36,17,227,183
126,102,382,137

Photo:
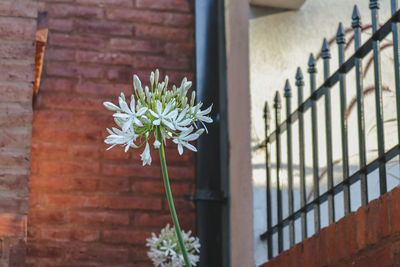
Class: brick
75,82,129,96
70,144,101,159
135,25,192,42
109,38,164,53
0,42,35,60
46,62,104,79
39,159,100,175
76,51,132,65
305,236,318,267
164,13,194,27
166,71,194,86
326,222,336,265
77,0,133,7
98,177,130,192
136,0,192,12
132,180,192,196
378,194,390,239
70,178,99,191
0,128,32,150
0,17,36,41
44,48,75,61
76,20,132,36
0,82,32,102
33,110,74,126
27,244,64,258
39,78,76,93
41,227,99,242
29,175,70,191
48,18,73,32
48,4,103,19
50,33,106,50
107,68,133,83
41,193,101,208
0,1,38,18
101,195,162,210
391,186,400,233
0,214,26,237
69,211,130,226
102,162,161,178
133,55,191,70
71,245,129,263
165,43,194,58
356,205,367,250
106,9,163,24
367,199,379,245
102,229,152,245
0,102,32,127
0,62,35,82
133,213,190,228
28,209,66,225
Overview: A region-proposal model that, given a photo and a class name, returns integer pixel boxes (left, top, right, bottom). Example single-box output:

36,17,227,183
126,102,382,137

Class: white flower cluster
146,224,200,267
103,69,213,166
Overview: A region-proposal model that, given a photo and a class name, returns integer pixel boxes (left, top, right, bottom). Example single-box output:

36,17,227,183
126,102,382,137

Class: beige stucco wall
250,0,397,266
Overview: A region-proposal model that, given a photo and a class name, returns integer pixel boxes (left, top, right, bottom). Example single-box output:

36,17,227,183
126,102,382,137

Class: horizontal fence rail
260,0,400,260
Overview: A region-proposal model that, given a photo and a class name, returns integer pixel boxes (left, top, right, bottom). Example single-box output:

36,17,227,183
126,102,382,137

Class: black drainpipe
195,0,230,266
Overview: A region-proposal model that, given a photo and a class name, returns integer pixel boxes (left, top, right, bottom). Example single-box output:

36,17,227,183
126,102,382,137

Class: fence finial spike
352,5,362,28
369,0,379,10
308,54,316,73
321,38,330,59
295,67,304,85
336,23,345,44
284,79,291,97
264,101,270,120
274,91,282,109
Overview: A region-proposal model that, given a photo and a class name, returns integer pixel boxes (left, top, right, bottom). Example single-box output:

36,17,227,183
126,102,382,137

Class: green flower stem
156,127,192,267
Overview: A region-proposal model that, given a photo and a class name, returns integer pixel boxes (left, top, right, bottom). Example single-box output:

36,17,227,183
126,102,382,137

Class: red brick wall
27,0,196,266
261,186,400,267
0,0,37,265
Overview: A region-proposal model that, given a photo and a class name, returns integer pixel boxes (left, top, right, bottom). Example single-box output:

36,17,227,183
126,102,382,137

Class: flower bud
150,72,154,88
190,90,196,107
155,69,159,87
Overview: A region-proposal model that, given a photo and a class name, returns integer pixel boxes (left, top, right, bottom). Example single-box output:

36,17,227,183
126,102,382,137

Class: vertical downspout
195,0,230,266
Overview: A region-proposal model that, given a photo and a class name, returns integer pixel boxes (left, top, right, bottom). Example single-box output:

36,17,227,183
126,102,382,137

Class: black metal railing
260,0,400,259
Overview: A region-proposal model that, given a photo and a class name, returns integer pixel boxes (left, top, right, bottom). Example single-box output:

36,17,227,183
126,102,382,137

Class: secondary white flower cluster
103,69,213,166
146,224,200,267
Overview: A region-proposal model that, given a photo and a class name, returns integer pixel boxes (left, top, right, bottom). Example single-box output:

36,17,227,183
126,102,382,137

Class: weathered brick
98,177,130,192
41,227,99,242
0,214,26,237
75,20,133,36
106,9,163,24
367,199,379,245
132,180,192,196
356,205,367,250
165,42,194,57
101,195,162,210
136,24,192,41
136,0,192,12
69,211,130,226
50,33,106,50
0,1,38,18
28,209,66,225
75,82,129,96
71,245,129,263
39,159,100,175
27,244,64,258
391,186,400,233
48,4,103,19
109,38,164,53
44,48,75,61
133,54,191,70
164,13,193,27
0,62,35,82
102,229,152,245
77,0,133,6
76,51,132,65
0,17,36,41
46,62,104,79
39,77,76,93
41,193,101,208
0,42,35,60
48,18,73,32
0,82,32,102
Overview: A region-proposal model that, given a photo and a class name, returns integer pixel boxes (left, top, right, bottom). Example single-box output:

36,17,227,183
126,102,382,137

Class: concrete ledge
250,0,305,10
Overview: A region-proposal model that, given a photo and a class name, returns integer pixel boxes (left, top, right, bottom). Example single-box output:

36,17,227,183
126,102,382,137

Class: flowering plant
103,69,212,165
103,69,212,267
146,224,200,267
